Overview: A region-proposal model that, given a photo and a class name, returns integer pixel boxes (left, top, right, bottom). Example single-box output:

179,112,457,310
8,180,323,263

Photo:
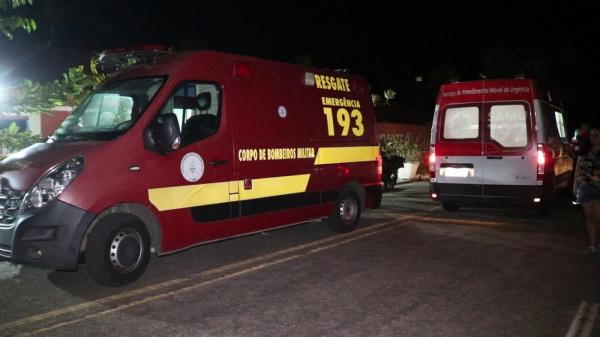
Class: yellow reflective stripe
314,146,379,165
238,174,310,201
228,180,239,194
148,181,230,211
148,174,310,211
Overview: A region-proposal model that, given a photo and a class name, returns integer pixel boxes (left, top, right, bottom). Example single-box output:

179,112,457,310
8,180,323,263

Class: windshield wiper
51,135,88,142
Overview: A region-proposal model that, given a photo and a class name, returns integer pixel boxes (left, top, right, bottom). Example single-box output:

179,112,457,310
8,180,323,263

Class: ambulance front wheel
327,190,361,233
85,214,151,287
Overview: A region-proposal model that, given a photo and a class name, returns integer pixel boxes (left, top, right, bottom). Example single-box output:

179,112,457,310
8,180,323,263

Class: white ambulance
429,79,574,212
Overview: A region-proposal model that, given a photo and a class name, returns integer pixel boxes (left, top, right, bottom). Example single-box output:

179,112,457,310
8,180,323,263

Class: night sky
1,1,598,130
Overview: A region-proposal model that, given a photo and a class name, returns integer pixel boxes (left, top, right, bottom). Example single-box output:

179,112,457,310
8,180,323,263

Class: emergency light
234,62,251,77
304,72,315,86
97,45,170,76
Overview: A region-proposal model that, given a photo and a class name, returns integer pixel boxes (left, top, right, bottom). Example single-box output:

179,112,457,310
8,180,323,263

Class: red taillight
537,144,545,182
376,153,383,183
429,145,436,179
537,146,546,166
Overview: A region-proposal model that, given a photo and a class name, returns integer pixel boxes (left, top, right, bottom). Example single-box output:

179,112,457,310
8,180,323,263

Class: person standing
575,128,600,254
576,123,592,156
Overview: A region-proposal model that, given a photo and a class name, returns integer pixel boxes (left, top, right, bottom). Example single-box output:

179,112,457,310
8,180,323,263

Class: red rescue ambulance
0,51,382,286
429,78,573,212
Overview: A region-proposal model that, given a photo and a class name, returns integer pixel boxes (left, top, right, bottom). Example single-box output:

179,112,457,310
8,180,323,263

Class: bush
379,132,427,163
0,122,44,154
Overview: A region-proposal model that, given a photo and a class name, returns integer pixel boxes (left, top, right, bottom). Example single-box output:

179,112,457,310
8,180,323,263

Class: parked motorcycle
381,149,405,191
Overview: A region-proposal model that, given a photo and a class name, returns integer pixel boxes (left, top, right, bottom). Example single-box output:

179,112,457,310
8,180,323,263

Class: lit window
554,111,566,138
443,106,479,139
489,104,528,147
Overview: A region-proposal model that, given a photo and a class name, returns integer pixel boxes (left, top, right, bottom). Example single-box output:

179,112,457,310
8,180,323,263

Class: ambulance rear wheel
86,215,151,287
327,190,361,233
442,201,460,211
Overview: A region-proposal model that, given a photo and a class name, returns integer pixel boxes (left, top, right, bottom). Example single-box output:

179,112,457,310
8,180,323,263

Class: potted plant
395,132,426,180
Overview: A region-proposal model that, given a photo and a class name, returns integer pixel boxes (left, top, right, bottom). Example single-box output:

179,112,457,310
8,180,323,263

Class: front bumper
0,200,95,270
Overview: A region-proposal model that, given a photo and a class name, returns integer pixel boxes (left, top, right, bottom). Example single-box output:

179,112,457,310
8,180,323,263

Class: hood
0,141,102,191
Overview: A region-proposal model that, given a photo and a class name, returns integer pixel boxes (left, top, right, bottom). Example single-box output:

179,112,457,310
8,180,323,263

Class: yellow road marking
0,278,187,331
1,214,415,334
417,215,570,228
16,215,419,337
16,208,547,336
1,207,539,335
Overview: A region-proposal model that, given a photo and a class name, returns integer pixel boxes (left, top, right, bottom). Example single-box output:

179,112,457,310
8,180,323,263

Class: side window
554,111,566,139
160,83,221,146
489,104,528,148
443,106,479,139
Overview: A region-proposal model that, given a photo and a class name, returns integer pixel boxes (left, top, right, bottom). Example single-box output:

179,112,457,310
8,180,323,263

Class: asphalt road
1,181,599,337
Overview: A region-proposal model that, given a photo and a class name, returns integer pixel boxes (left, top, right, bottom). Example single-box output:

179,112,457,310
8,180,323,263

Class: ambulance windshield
50,77,164,141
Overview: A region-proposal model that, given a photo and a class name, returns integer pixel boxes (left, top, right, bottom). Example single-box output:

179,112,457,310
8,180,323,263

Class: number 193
323,107,364,137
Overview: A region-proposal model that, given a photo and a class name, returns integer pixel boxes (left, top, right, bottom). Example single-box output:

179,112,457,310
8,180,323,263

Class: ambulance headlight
21,156,84,213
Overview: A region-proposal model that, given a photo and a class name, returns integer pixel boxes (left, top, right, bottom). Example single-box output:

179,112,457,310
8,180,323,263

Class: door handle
486,156,503,159
209,159,229,166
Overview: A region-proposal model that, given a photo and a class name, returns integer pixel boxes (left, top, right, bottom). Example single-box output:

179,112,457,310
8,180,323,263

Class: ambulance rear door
435,103,484,197
481,101,537,198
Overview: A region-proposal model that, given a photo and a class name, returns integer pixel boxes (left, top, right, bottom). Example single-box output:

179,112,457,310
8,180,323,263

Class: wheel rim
338,198,358,225
109,227,144,274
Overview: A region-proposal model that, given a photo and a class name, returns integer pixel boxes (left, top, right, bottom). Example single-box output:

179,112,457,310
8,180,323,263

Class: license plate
440,167,473,177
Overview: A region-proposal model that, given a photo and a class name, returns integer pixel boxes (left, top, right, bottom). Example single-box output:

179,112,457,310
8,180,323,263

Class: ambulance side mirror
144,113,181,154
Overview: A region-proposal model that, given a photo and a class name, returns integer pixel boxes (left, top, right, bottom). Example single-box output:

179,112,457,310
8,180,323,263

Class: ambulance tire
442,201,460,212
536,170,556,216
536,191,554,216
327,190,362,233
86,215,151,287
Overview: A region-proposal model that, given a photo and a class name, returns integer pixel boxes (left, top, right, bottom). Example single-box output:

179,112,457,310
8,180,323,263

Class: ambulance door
435,104,483,197
153,82,236,223
482,102,537,198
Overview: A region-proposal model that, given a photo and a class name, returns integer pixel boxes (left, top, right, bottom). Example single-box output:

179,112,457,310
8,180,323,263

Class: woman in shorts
575,128,600,254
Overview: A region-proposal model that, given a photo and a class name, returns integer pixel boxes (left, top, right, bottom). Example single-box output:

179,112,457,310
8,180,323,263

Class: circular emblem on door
278,105,287,118
180,152,204,182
